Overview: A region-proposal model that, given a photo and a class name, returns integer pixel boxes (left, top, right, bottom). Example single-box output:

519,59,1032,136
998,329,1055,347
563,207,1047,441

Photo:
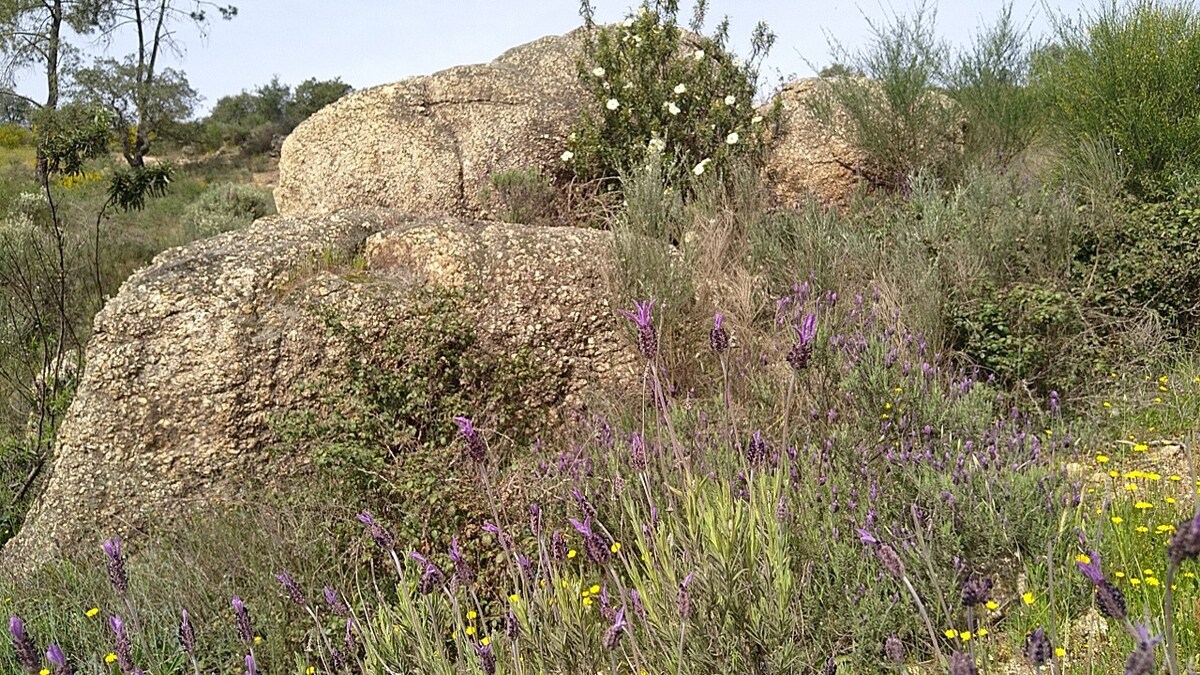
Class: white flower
692,158,711,176
561,150,574,162
623,81,633,89
724,95,736,106
693,49,705,61
733,58,744,67
606,98,620,111
751,115,763,123
725,131,739,145
665,101,681,115
648,138,666,153
623,18,635,27
673,83,687,95
592,67,606,78
633,35,643,44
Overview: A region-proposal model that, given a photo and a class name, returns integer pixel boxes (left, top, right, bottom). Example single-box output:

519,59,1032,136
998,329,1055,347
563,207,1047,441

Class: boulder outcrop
1,210,641,575
274,32,585,219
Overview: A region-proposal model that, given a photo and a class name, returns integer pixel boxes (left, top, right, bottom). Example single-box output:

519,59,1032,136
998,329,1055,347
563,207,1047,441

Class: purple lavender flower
505,609,521,640
231,596,254,645
602,606,628,650
1023,627,1052,668
448,538,475,586
856,528,879,545
679,572,694,620
8,616,39,673
109,615,135,673
323,587,350,617
453,416,487,463
476,641,496,675
483,522,514,551
103,537,129,595
884,634,904,665
710,312,730,353
529,503,542,535
630,433,647,471
1125,623,1161,675
550,530,567,560
1076,551,1127,620
618,299,657,360
630,589,646,620
960,576,993,606
1168,512,1200,566
786,313,817,371
949,651,979,675
571,488,597,521
746,430,767,465
356,511,394,551
178,609,196,655
274,571,307,606
569,517,611,564
409,552,446,595
46,643,72,675
244,654,258,675
344,617,358,656
876,544,905,579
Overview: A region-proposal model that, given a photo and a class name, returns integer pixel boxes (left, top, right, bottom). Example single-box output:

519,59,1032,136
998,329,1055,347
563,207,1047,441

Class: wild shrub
181,183,275,239
480,167,557,225
811,0,961,190
566,0,775,195
0,123,31,149
1033,0,1200,194
276,288,550,562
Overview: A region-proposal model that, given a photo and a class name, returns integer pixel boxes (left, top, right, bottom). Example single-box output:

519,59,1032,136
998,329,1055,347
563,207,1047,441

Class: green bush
812,0,961,190
0,123,32,149
181,183,275,239
1033,0,1200,194
567,1,774,194
1072,181,1200,336
276,288,550,558
481,167,558,224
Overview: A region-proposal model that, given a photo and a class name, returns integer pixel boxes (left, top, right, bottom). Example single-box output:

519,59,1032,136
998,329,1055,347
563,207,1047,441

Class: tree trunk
35,0,63,184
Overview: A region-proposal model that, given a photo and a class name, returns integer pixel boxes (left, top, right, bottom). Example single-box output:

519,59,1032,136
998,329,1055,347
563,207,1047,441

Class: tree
70,55,198,163
85,0,235,166
0,0,105,179
287,77,351,125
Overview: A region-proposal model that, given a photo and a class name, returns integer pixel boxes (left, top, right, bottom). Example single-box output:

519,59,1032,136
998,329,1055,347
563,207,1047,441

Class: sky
13,0,1106,116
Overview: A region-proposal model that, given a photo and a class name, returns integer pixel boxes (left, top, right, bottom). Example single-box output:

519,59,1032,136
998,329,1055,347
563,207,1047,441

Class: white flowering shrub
566,0,775,193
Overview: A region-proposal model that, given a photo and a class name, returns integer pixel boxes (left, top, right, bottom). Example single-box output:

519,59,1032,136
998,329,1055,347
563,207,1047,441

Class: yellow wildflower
985,600,998,611
1135,501,1154,509
1096,455,1110,463
481,636,491,646
945,629,959,639
1134,443,1149,452
465,625,476,636
1136,526,1150,533
105,654,117,664
467,610,477,620
1023,592,1035,605
568,549,578,559
1055,647,1066,658
1112,516,1124,524
610,542,622,554
86,607,100,617
1076,554,1092,564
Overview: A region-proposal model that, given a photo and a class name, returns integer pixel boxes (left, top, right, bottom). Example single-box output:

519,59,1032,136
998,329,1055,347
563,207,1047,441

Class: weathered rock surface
760,78,871,206
274,31,585,219
1,210,641,575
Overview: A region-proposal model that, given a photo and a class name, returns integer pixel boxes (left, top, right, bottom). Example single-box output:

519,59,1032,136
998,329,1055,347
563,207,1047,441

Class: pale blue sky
14,1,1103,115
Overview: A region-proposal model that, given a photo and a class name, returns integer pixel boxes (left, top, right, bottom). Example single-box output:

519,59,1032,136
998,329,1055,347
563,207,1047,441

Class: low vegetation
1,0,1200,673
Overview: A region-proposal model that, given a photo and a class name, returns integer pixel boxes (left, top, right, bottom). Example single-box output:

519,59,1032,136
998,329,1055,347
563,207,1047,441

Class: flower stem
901,574,946,668
1164,561,1181,675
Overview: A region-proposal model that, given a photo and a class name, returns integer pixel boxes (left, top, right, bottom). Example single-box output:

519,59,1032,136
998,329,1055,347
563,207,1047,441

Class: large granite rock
1,210,642,575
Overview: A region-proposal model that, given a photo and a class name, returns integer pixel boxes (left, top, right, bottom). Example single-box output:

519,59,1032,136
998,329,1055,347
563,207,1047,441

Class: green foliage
107,164,172,212
480,167,557,224
277,288,549,554
1033,0,1200,194
204,76,352,155
0,123,31,148
1072,181,1200,336
943,2,1040,167
181,182,275,238
32,103,113,176
812,0,961,190
567,1,774,193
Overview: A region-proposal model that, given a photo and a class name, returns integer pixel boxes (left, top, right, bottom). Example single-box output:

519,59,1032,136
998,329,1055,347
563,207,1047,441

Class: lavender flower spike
109,615,135,673
323,587,350,617
453,416,487,463
103,537,129,595
1076,550,1105,584
786,312,818,371
274,571,307,606
619,299,658,359
710,312,730,353
1076,550,1127,620
46,643,72,675
356,510,395,551
602,606,628,650
178,609,196,655
231,596,254,645
448,537,474,586
8,615,39,673
244,653,258,675
1125,623,1161,675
